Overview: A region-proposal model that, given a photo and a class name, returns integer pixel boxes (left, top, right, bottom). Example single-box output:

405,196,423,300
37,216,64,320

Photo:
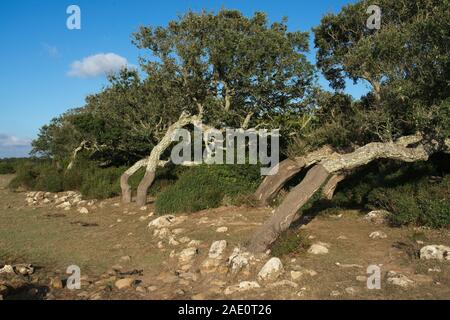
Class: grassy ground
1,174,450,300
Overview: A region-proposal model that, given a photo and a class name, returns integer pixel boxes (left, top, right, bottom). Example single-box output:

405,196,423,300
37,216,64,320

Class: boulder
208,240,227,259
369,231,387,239
257,257,284,282
179,247,198,264
420,245,450,261
308,242,330,255
77,207,89,214
364,210,388,224
114,278,136,290
148,215,187,229
386,271,414,288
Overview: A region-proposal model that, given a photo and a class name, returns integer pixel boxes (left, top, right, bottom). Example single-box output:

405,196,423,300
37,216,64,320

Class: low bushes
331,153,450,228
155,164,262,214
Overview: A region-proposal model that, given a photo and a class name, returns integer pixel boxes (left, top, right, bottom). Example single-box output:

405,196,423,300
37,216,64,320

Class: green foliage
155,164,262,214
330,154,450,228
0,162,15,174
270,229,311,257
79,166,123,199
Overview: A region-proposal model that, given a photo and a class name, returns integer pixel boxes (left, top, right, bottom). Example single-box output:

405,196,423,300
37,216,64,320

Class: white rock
257,257,284,282
227,247,252,274
169,237,180,246
308,242,330,255
369,231,387,239
386,271,414,288
56,201,71,209
208,240,227,259
365,210,388,224
153,228,172,239
216,226,228,233
224,281,260,295
148,215,187,229
78,207,89,214
420,245,450,261
188,240,202,247
179,247,198,264
179,237,191,244
140,206,147,211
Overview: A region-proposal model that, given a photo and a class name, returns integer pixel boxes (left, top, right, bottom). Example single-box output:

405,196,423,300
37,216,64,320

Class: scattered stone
56,201,71,209
139,216,148,222
216,226,228,233
179,247,198,264
364,210,388,224
147,286,158,292
14,264,35,276
119,256,131,263
345,287,359,295
77,207,89,214
224,281,260,295
308,242,330,255
369,231,387,239
179,236,191,244
114,278,136,290
335,262,363,269
386,271,415,288
420,245,450,261
428,267,441,273
148,215,187,229
0,265,14,274
257,257,284,282
337,235,348,240
169,237,180,246
227,247,253,274
188,240,202,247
208,240,227,259
290,267,317,281
140,206,148,211
356,275,367,282
330,290,340,297
172,228,185,235
154,228,172,239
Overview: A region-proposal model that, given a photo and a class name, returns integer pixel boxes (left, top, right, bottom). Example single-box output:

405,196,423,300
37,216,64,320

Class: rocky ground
1,174,450,300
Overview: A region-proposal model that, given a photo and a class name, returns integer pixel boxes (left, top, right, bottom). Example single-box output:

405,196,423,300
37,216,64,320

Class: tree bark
136,171,156,207
322,174,345,200
120,158,148,203
254,146,335,205
248,135,450,253
134,112,201,206
248,165,330,253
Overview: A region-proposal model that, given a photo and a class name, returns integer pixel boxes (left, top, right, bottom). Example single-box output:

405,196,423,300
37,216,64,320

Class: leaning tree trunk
254,146,334,205
248,134,450,253
134,112,201,207
120,159,149,203
248,164,330,253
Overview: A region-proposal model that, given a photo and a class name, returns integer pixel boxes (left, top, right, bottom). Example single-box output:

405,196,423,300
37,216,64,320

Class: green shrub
270,229,310,257
8,162,41,190
155,164,262,214
34,164,64,192
0,162,15,174
80,166,123,199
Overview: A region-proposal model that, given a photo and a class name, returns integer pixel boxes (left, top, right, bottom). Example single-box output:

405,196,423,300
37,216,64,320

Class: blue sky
0,0,369,158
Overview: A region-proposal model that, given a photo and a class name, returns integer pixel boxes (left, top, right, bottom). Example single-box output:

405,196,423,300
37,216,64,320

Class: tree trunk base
120,173,132,204
248,165,330,253
136,171,156,207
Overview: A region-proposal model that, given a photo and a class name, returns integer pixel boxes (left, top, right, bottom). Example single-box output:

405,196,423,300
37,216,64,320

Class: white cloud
0,134,31,158
68,53,131,78
0,134,31,147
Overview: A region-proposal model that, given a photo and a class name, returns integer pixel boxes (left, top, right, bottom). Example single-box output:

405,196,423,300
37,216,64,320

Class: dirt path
1,174,450,300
